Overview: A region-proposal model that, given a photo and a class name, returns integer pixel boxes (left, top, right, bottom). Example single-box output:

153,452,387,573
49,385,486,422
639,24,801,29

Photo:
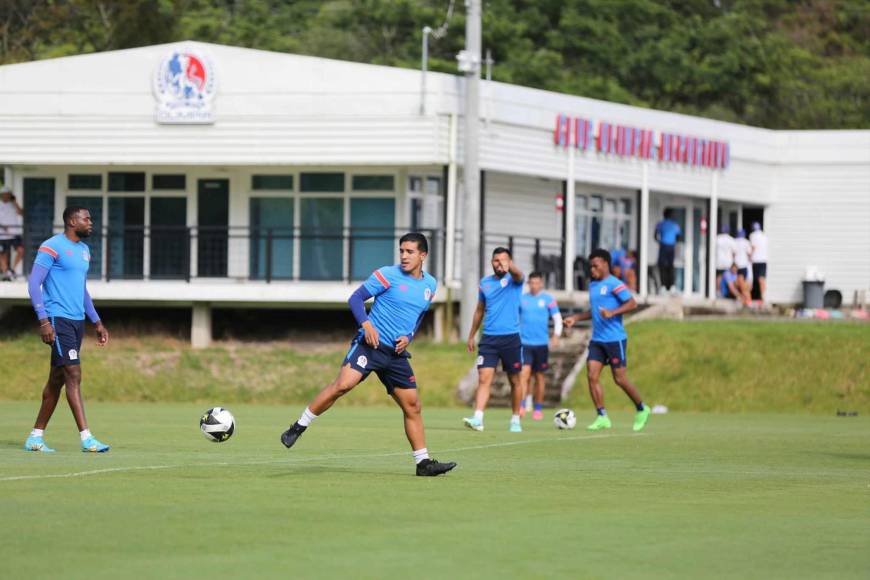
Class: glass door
250,197,294,280
197,179,229,278
300,197,343,280
66,196,103,279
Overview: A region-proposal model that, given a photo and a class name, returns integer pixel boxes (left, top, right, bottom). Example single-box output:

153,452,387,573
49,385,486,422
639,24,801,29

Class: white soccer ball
200,407,235,442
553,408,577,430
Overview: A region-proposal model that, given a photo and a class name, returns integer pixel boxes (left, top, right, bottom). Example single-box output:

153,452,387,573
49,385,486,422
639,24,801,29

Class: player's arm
508,259,524,284
348,284,380,349
600,284,637,319
84,284,108,346
466,299,485,353
549,299,563,344
27,263,54,345
563,310,591,327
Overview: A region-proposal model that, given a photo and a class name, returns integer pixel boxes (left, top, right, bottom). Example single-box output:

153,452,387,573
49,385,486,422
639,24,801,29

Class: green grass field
2,402,869,579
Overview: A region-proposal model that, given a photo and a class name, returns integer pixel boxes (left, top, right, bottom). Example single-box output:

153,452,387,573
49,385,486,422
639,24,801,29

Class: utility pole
459,0,481,340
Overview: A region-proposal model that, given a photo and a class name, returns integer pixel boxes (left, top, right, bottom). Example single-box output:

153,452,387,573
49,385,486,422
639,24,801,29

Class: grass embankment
1,320,867,413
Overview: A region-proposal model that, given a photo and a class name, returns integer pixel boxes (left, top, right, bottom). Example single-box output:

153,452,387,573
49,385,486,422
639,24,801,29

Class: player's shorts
737,267,749,278
343,336,416,394
0,236,22,253
587,339,627,369
522,344,549,372
752,263,767,278
477,333,523,374
49,316,85,367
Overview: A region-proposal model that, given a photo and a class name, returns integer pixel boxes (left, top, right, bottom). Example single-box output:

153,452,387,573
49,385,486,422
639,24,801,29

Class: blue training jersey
655,219,682,246
720,270,737,296
479,273,524,336
33,234,91,320
520,291,559,346
362,265,437,347
589,274,632,342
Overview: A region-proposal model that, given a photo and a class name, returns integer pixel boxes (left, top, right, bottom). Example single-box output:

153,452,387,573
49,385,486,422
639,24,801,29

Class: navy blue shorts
477,333,523,374
343,337,416,394
50,316,85,367
752,263,767,278
587,339,627,369
522,344,549,372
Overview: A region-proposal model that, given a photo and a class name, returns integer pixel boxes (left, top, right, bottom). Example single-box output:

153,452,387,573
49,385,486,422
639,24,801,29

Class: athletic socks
597,407,607,416
534,403,543,412
413,448,430,465
511,414,520,423
635,402,645,412
30,428,44,438
298,407,318,427
79,429,92,441
473,409,484,421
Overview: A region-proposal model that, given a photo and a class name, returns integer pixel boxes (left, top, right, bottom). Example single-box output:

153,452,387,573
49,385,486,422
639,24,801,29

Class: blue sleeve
512,274,525,287
28,264,50,320
478,286,486,303
612,282,633,303
362,268,392,297
34,243,58,270
546,295,560,315
654,222,662,235
84,286,100,324
348,285,373,326
410,282,436,340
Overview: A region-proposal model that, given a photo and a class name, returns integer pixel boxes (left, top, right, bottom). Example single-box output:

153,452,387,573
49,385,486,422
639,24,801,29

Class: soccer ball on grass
553,408,577,430
200,407,235,442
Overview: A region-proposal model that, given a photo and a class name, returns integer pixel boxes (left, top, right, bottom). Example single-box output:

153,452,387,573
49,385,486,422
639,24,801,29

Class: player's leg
0,243,8,277
532,371,546,420
281,363,365,448
13,242,24,272
63,364,109,452
507,371,523,432
585,352,611,431
24,366,65,452
518,363,532,417
464,366,495,431
392,387,456,476
609,340,650,431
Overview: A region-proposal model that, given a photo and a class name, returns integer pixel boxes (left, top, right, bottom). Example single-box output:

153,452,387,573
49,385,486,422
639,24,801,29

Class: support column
563,146,576,292
433,303,444,342
191,302,212,349
639,163,650,298
707,172,719,300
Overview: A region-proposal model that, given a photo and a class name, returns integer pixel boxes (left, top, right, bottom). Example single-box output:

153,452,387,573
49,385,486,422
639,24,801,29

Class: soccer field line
0,432,641,482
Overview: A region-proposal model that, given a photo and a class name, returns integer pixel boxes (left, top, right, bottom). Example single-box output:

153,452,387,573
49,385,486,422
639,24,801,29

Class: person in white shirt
0,185,24,280
715,225,736,297
749,222,768,301
733,228,753,296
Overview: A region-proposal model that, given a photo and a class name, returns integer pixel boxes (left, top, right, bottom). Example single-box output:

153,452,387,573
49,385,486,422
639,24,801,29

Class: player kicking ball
280,233,456,477
24,207,110,453
564,249,650,432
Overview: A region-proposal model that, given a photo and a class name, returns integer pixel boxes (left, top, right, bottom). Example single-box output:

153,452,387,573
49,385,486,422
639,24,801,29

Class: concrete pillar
433,303,444,343
191,302,212,349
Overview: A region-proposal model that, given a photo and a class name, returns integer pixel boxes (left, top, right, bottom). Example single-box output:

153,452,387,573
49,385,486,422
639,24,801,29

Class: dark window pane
152,174,186,190
250,197,294,280
197,179,229,277
22,178,55,275
350,198,395,280
108,172,146,192
300,198,343,280
352,175,394,191
68,174,102,190
300,172,344,192
108,197,145,279
252,175,294,190
151,197,188,279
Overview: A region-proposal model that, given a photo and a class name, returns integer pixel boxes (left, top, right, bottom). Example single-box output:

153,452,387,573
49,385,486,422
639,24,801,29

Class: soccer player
279,233,456,477
518,272,562,420
654,209,682,294
463,247,525,433
564,249,650,432
24,206,110,453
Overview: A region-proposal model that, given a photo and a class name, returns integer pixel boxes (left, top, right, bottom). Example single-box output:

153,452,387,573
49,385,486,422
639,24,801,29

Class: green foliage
1,0,867,128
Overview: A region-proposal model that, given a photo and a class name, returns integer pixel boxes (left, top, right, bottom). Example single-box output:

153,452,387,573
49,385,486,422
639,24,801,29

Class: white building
1,42,868,343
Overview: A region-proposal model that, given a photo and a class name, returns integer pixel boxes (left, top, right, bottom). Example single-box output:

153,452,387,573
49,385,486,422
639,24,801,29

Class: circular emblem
600,286,607,295
153,48,216,124
82,250,91,262
476,355,484,367
356,355,368,369
500,277,508,288
538,298,545,308
424,288,432,301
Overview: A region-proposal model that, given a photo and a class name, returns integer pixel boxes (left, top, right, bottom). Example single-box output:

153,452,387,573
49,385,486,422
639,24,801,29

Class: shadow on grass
266,464,414,478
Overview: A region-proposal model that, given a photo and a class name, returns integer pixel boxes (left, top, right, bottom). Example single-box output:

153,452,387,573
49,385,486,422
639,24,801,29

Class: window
152,174,186,190
68,174,102,190
352,175,394,191
576,193,634,256
252,175,294,191
108,172,146,192
300,172,344,192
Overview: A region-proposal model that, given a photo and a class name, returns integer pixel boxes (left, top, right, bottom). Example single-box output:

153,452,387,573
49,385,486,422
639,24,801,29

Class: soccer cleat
462,417,484,432
509,419,522,433
81,436,110,453
24,436,55,453
587,415,612,431
416,458,457,477
532,410,544,421
633,405,651,432
280,422,307,448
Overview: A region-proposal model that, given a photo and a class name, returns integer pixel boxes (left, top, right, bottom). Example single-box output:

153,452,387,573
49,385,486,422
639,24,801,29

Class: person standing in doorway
654,209,682,294
749,222,768,302
715,225,736,297
0,185,24,280
733,229,753,295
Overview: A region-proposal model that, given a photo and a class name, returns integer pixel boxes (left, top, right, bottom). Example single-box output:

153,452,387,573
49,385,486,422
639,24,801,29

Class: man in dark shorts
518,272,562,420
0,185,24,280
279,233,456,477
463,247,525,433
565,249,650,432
24,206,110,453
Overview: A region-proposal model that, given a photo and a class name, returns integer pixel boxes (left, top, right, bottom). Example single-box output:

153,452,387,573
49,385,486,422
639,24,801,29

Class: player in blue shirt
280,233,456,477
463,247,525,433
24,207,110,453
518,272,562,421
654,209,682,294
565,249,651,432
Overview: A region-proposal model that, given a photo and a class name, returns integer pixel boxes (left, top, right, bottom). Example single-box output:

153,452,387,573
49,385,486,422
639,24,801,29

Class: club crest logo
500,277,508,287
356,355,368,368
424,288,432,301
476,355,484,366
538,298,545,308
153,47,216,124
68,349,78,360
82,250,90,262
600,286,607,295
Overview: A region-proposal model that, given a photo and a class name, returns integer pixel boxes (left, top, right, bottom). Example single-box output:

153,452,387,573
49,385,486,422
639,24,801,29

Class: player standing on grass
463,247,525,433
518,272,562,420
24,207,110,453
564,249,650,432
280,233,456,477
